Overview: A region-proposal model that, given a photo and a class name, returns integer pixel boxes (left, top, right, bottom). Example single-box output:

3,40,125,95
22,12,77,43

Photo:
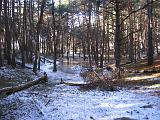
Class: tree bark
114,0,121,68
87,1,92,70
0,74,48,98
33,0,46,73
0,0,3,67
147,0,154,65
128,0,134,63
52,0,57,72
4,0,11,65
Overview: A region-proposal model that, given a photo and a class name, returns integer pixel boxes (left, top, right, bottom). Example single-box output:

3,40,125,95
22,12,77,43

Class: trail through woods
0,59,160,120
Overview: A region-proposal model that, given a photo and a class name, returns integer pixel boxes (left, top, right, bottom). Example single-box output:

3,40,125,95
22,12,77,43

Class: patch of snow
2,81,160,120
71,65,83,74
103,69,113,78
7,88,159,120
1,57,160,120
40,60,84,83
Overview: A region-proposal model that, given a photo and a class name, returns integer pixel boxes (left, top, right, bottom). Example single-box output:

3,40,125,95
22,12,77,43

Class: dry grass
78,55,160,91
80,67,160,91
125,55,160,72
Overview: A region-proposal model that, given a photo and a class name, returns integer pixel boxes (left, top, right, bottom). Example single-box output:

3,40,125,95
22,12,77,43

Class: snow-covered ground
0,60,160,120
40,60,84,84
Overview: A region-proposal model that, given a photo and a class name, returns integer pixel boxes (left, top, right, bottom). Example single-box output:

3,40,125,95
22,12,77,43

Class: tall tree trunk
52,0,57,72
128,0,134,62
33,0,46,73
0,0,3,67
11,0,16,68
72,23,75,59
147,0,154,65
21,0,27,68
4,0,11,65
87,1,92,70
100,2,105,68
114,0,121,68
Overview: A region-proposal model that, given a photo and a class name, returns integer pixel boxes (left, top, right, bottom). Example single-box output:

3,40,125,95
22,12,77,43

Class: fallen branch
62,81,88,86
62,79,116,91
80,70,117,91
0,73,48,99
60,78,87,86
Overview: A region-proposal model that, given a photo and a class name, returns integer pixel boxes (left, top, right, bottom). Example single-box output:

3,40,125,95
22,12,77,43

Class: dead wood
0,73,48,98
62,71,117,91
80,70,118,91
62,81,88,86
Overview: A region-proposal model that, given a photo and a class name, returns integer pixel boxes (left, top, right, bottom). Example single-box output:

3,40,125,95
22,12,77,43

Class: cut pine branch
0,73,48,99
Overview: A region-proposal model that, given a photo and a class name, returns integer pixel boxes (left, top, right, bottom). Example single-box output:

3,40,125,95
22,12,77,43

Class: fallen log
0,73,48,99
62,80,116,91
63,71,116,91
62,81,88,86
60,78,88,86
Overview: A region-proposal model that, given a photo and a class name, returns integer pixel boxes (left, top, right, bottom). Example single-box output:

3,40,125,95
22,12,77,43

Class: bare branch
120,0,157,26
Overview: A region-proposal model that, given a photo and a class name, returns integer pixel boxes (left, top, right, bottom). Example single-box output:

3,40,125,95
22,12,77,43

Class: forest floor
0,56,160,120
